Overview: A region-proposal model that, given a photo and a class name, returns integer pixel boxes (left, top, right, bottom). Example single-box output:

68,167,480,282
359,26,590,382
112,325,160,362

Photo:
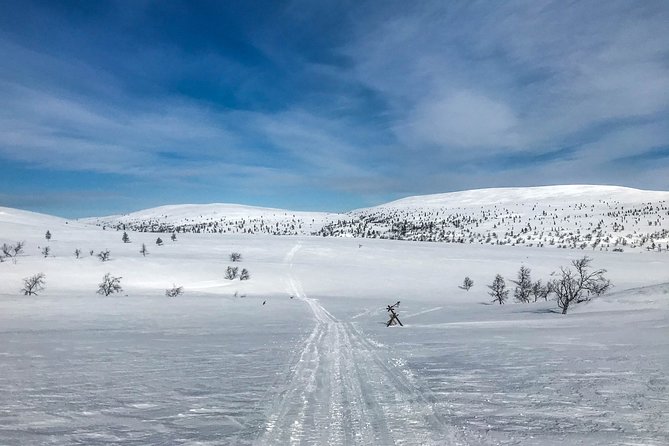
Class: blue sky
1,0,668,217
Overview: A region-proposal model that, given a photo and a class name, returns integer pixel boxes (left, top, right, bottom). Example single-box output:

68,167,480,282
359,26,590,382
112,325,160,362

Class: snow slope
80,185,669,252
1,190,669,445
372,185,669,208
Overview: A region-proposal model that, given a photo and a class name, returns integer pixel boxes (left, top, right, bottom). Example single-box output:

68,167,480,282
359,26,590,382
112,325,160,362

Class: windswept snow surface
1,204,669,445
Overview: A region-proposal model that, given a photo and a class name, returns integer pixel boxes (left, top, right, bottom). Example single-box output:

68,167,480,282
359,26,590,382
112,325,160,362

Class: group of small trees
13,231,249,298
225,266,250,280
1,241,24,262
225,252,250,280
483,256,610,314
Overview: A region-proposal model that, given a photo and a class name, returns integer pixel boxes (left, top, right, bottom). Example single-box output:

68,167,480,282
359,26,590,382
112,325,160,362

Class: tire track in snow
256,243,459,445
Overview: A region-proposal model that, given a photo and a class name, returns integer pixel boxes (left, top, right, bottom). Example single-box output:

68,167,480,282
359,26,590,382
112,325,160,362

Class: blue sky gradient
1,0,668,217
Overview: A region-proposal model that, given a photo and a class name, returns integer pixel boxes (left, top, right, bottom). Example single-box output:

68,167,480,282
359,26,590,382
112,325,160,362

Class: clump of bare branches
98,273,123,296
550,256,611,314
165,284,184,297
21,273,46,296
2,241,25,263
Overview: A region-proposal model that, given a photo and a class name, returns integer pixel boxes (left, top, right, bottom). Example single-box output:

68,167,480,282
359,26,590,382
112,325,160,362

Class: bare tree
21,273,46,295
551,256,611,314
98,273,123,296
488,274,509,305
74,248,81,259
240,268,250,280
122,231,131,243
97,250,111,262
1,243,11,258
12,241,24,257
2,241,24,263
459,276,474,291
225,266,239,280
171,232,177,242
140,243,148,257
41,246,50,258
531,280,551,302
230,252,242,262
511,266,532,303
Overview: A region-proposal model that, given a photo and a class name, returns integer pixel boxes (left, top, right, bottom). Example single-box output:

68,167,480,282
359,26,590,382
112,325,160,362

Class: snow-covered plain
1,189,669,445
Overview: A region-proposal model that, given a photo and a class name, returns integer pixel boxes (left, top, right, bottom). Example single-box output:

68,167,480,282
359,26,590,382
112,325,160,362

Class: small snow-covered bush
165,285,184,297
98,273,122,296
225,266,239,280
459,276,474,291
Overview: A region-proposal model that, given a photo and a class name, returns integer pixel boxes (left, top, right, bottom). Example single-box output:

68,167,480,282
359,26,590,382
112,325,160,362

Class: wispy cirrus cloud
0,0,668,217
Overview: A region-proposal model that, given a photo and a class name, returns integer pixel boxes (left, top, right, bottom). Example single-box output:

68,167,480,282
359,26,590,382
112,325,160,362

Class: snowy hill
80,185,669,252
328,185,669,251
82,203,336,236
2,188,669,445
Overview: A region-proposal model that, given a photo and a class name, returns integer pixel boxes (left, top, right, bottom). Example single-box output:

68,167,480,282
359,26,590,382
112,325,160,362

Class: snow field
1,206,668,444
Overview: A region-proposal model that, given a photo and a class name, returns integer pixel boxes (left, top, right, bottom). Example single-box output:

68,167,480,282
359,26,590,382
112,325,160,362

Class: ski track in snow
256,244,460,445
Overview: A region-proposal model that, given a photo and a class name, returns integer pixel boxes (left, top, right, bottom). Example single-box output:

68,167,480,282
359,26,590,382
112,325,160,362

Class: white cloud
405,90,520,150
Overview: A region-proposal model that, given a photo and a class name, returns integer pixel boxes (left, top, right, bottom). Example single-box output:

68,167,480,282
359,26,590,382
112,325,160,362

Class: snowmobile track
255,243,459,445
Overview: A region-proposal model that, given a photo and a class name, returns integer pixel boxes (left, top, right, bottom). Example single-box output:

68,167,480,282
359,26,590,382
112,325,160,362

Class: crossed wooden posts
386,301,403,327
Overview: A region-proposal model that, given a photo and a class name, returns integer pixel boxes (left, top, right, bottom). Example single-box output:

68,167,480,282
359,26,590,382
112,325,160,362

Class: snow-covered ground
84,185,669,252
1,201,668,445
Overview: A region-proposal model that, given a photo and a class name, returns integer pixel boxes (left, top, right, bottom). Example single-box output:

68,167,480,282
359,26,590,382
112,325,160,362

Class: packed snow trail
256,243,459,445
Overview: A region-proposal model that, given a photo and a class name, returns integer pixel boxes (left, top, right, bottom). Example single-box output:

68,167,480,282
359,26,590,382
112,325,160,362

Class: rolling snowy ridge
81,185,669,252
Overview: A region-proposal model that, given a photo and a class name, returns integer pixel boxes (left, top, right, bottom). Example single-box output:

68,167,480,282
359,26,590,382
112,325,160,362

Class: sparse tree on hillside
140,243,148,257
225,266,239,280
171,232,177,242
230,252,242,262
240,268,250,281
531,280,551,302
97,250,111,262
1,243,11,259
21,273,46,296
12,241,24,257
41,246,50,258
74,248,81,259
2,241,24,263
122,231,131,243
165,284,184,297
459,276,474,291
45,230,51,241
97,273,123,296
89,250,94,256
511,266,532,303
156,237,163,246
488,274,508,305
551,256,610,314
